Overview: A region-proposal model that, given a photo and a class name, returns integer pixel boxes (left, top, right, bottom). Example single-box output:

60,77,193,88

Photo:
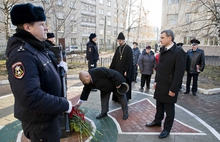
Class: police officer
86,33,99,70
184,39,205,96
6,3,72,141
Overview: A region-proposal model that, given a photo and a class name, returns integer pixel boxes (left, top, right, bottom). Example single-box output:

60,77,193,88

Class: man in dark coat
110,32,133,101
6,3,72,141
132,42,141,83
86,33,99,70
75,67,129,120
146,30,186,139
184,39,205,96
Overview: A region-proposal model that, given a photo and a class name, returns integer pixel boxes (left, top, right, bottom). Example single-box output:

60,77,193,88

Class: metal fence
67,55,113,67
205,56,220,66
67,55,220,67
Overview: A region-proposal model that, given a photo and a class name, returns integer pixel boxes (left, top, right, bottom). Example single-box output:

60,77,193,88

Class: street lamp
100,16,107,51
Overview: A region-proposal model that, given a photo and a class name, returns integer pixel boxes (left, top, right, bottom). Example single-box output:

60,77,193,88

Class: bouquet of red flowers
68,106,102,141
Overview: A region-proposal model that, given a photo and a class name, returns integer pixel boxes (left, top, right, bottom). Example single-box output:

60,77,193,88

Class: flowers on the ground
69,106,102,141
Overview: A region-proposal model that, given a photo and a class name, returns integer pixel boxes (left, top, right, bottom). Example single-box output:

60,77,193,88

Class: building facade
161,0,219,46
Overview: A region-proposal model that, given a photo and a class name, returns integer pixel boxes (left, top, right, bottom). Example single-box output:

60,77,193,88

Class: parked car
65,46,86,54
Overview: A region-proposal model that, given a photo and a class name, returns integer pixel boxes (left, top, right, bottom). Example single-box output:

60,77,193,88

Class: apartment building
161,0,219,46
0,0,127,50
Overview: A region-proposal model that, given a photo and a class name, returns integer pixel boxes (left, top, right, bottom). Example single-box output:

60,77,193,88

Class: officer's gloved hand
90,64,94,67
59,61,68,73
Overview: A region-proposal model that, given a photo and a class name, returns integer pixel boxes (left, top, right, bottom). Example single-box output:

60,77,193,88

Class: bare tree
178,0,220,45
0,0,21,41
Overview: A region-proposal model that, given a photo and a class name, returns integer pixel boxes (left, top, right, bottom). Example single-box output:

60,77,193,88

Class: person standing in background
176,42,184,91
146,30,186,139
86,33,99,70
110,32,133,102
184,39,205,96
138,45,156,93
132,42,141,83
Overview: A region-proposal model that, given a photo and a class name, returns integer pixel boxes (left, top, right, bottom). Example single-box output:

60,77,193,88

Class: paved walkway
0,75,220,142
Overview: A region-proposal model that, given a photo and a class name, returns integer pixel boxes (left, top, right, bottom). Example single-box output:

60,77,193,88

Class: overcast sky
143,0,162,29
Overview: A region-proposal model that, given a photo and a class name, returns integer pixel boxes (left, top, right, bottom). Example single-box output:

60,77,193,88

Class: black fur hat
89,33,97,40
117,32,125,40
10,3,46,25
47,33,55,38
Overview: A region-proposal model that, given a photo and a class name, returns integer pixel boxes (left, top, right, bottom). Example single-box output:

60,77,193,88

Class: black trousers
154,100,175,132
88,62,97,70
140,74,152,89
186,73,199,93
22,118,61,142
101,91,128,114
133,65,138,81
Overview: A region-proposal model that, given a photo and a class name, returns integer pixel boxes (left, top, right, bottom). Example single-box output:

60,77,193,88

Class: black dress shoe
123,111,128,120
146,121,161,127
192,93,197,96
96,113,107,119
184,91,189,94
158,130,170,139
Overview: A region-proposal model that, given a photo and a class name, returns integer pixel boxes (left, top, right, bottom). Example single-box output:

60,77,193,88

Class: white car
65,46,86,54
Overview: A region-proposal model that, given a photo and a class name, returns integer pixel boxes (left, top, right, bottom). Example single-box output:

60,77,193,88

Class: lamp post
104,16,107,51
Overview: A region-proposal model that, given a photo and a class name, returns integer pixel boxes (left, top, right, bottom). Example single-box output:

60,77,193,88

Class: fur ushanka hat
10,3,46,25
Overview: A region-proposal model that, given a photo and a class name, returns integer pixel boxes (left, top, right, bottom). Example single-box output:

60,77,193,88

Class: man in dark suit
75,67,129,120
146,30,186,139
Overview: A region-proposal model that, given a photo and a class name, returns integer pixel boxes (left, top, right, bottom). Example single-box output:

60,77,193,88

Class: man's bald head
79,71,91,84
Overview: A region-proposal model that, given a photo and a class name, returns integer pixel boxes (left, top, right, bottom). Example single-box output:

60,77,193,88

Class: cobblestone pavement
0,76,220,142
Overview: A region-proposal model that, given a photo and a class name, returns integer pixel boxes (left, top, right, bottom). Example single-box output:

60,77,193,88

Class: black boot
96,113,107,119
123,111,128,120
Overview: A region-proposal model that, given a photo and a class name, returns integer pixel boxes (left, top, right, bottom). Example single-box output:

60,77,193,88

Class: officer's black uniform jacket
186,48,205,74
86,41,99,64
6,29,69,123
80,67,125,100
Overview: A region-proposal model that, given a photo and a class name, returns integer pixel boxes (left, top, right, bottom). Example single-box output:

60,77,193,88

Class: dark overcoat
80,67,126,100
154,44,186,103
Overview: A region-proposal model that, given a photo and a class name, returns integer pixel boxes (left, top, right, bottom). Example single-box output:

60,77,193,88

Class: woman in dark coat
138,46,156,92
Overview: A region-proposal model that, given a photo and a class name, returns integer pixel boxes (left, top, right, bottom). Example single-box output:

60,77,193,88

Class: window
57,0,63,6
99,39,104,44
82,3,96,13
185,13,197,23
82,26,96,34
70,15,76,21
99,0,103,4
42,0,50,3
184,36,195,45
107,21,111,25
70,1,76,9
57,12,64,19
107,1,111,6
107,39,111,44
168,0,179,4
107,11,111,16
99,9,104,15
99,19,104,25
72,26,77,33
82,15,96,23
58,20,64,32
99,30,104,35
82,38,88,44
71,38,77,45
167,14,178,25
204,37,218,45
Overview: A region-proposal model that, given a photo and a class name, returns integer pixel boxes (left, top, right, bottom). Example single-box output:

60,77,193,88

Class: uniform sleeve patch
12,62,25,79
89,48,92,52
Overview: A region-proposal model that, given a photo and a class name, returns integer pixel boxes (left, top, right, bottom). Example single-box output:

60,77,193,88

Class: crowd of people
6,2,205,141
